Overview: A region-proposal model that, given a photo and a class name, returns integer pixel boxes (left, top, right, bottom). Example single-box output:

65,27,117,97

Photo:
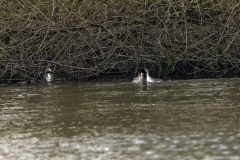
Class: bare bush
0,0,240,83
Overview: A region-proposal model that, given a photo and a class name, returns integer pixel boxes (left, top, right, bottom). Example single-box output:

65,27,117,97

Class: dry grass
0,0,240,83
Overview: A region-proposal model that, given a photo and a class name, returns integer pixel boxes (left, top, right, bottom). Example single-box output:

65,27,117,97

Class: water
0,78,240,160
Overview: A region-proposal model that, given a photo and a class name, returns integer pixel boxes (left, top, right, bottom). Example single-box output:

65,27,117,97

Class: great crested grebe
44,67,54,82
144,68,163,83
132,68,147,85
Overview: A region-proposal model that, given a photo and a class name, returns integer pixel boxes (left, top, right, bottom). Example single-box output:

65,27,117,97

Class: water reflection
0,79,240,159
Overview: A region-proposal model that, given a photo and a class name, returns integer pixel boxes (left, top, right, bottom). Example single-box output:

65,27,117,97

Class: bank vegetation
0,0,240,83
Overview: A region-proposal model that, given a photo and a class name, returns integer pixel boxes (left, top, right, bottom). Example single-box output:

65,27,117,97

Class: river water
0,78,240,160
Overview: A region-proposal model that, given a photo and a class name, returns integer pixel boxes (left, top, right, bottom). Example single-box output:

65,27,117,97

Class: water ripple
0,79,240,159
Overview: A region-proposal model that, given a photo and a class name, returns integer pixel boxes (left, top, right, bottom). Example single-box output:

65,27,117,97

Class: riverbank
1,0,240,84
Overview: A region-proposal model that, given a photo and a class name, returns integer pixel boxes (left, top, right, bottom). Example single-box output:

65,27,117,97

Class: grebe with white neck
144,68,163,83
132,68,147,85
44,67,54,82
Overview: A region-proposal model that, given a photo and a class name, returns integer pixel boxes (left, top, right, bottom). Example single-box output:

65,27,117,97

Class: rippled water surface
0,78,240,160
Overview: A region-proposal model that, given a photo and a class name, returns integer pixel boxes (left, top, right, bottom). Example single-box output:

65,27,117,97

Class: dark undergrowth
0,0,240,84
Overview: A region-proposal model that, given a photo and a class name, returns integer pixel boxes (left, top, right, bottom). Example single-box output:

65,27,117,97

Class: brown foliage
0,0,240,83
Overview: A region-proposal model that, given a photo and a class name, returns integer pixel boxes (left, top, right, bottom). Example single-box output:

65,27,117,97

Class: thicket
0,0,240,83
